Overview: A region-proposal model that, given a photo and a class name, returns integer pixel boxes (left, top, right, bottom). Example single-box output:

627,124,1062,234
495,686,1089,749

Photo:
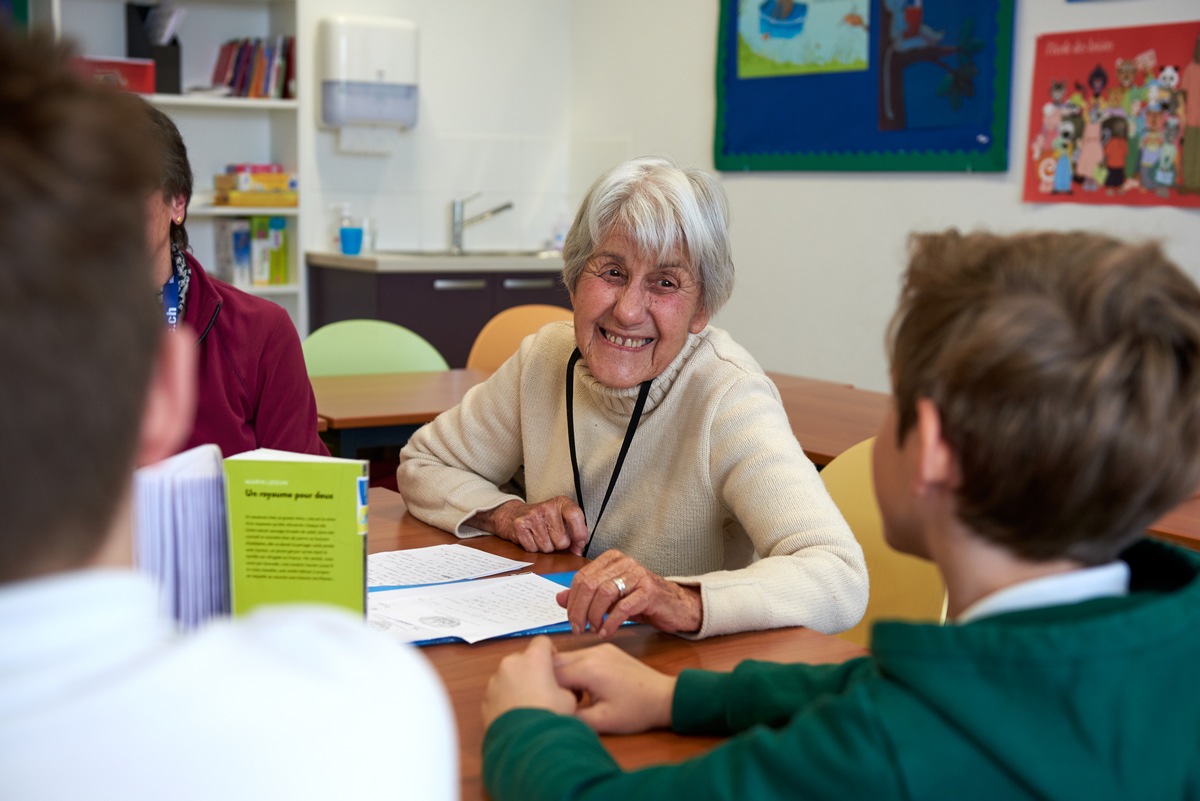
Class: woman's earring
175,217,183,224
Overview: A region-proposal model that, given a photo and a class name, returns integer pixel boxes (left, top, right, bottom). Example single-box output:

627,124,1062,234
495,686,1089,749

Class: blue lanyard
162,272,180,330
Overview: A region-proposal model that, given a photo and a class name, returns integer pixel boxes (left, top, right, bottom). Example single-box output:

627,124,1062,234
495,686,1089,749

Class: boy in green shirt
480,229,1200,800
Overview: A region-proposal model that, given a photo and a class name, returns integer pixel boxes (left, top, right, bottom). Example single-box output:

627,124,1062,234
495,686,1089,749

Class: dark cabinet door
308,264,572,368
308,268,381,328
377,273,494,367
492,272,571,313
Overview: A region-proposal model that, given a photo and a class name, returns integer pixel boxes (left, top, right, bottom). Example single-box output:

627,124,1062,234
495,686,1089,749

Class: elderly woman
141,100,326,458
397,157,866,639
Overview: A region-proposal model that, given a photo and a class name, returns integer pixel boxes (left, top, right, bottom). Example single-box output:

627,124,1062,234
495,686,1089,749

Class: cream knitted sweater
397,323,867,638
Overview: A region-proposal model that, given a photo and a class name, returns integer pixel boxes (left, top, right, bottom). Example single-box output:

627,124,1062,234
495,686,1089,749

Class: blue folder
369,571,633,646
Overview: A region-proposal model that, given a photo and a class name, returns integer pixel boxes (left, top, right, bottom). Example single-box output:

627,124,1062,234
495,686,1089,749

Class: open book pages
133,444,229,629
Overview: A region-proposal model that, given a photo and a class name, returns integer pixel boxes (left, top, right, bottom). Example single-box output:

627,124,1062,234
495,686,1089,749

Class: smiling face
570,227,710,389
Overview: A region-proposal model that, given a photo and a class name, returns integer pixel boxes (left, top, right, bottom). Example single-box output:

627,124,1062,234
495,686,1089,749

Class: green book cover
224,448,369,616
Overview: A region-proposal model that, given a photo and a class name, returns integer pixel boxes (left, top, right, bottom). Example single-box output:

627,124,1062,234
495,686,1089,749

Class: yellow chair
466,304,573,371
302,320,448,377
821,436,947,648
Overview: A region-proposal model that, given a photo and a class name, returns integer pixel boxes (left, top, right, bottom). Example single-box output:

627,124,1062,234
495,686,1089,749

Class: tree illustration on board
878,1,984,131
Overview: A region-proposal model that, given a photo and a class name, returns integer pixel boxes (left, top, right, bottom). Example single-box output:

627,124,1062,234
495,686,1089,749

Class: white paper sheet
367,544,532,587
367,573,568,644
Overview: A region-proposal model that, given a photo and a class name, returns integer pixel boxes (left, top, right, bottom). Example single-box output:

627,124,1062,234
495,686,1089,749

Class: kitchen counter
307,251,571,367
306,250,564,274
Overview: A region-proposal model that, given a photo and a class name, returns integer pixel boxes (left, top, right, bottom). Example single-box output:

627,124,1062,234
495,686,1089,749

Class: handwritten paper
368,573,568,644
367,544,532,588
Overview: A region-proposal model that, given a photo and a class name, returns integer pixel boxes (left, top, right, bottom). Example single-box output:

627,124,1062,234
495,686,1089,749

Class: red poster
1022,20,1200,208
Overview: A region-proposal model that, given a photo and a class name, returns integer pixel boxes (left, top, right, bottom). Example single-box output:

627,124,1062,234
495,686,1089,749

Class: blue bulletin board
1,0,30,29
714,0,1016,172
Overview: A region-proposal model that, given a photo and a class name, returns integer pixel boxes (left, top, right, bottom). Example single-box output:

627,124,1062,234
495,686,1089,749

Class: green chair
302,320,448,377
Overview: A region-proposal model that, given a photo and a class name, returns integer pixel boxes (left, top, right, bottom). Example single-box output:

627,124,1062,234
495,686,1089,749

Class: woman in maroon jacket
142,100,327,457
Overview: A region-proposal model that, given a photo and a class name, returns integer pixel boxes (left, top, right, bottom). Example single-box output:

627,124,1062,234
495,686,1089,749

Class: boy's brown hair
0,29,160,581
888,230,1200,564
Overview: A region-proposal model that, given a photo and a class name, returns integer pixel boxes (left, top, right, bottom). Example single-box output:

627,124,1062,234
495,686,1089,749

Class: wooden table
767,372,890,466
312,368,491,456
1150,496,1200,552
367,488,868,801
315,367,889,467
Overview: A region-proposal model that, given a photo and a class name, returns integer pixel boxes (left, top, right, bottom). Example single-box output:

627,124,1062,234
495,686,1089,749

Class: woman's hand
482,636,578,729
557,550,703,638
554,643,677,734
468,497,588,555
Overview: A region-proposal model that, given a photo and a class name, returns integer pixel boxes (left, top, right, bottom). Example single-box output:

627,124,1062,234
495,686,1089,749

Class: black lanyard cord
566,348,653,557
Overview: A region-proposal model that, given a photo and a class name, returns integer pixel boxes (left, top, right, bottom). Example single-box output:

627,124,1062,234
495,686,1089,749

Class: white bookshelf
150,93,299,112
190,203,300,218
45,0,308,333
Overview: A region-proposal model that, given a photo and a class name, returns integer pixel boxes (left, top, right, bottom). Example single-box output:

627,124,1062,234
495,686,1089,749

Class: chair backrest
302,319,449,377
821,436,947,648
466,304,574,371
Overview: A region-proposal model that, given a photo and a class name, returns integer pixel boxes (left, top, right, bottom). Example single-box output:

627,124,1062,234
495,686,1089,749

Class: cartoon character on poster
1024,21,1200,208
1076,102,1105,191
1156,118,1181,197
1102,116,1129,194
737,0,869,78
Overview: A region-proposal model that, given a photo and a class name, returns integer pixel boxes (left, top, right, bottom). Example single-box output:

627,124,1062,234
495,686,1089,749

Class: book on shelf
210,39,238,88
213,189,298,208
267,34,286,100
226,162,285,174
213,217,252,288
134,446,370,624
247,39,267,99
214,172,296,192
207,35,294,99
229,214,287,286
267,216,288,285
282,35,296,99
249,216,271,285
234,39,255,97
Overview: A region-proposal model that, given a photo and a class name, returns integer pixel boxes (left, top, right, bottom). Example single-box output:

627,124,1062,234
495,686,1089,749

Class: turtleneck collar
574,327,710,415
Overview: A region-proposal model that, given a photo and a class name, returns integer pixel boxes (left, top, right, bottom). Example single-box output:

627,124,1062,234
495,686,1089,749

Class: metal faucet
450,193,514,254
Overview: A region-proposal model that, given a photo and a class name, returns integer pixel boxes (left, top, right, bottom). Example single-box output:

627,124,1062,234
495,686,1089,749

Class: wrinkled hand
468,497,588,555
554,643,676,734
482,636,578,729
556,550,703,638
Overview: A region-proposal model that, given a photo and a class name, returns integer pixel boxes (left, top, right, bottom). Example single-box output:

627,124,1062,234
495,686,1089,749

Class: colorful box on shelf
71,56,156,94
213,190,299,208
214,172,298,193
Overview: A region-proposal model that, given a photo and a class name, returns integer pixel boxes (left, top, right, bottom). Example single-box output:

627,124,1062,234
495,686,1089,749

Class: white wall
298,0,572,256
569,1,1200,392
297,1,1199,390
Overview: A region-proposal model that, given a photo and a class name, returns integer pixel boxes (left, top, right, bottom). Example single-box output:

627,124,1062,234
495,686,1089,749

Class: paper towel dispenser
319,16,418,129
